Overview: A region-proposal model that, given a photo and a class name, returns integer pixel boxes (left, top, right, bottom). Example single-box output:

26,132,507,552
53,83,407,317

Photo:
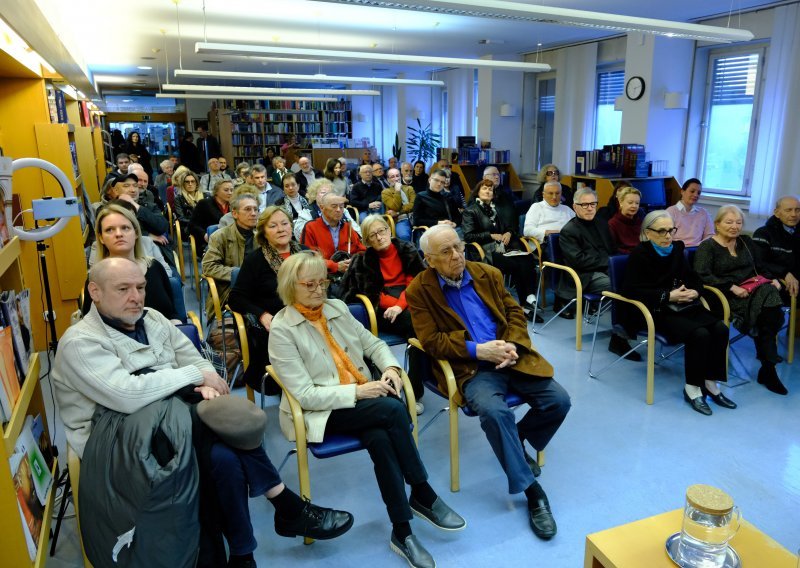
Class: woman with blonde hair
608,186,643,254
173,170,202,237
84,203,179,321
269,251,464,568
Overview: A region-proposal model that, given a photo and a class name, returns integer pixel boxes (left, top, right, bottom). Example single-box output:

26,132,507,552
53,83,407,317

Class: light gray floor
44,286,800,567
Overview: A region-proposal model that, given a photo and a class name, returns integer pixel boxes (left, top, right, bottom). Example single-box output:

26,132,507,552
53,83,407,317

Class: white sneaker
415,401,425,415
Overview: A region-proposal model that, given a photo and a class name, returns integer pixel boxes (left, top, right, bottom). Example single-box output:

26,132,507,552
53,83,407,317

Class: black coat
350,180,384,212
296,169,323,196
752,215,800,280
412,189,462,228
462,198,519,245
189,197,227,245
339,239,425,306
228,247,288,319
559,216,615,276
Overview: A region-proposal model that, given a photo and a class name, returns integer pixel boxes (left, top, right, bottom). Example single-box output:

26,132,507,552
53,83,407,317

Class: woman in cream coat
268,251,464,568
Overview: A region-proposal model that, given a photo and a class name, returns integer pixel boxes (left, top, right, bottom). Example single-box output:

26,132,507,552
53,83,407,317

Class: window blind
711,54,759,105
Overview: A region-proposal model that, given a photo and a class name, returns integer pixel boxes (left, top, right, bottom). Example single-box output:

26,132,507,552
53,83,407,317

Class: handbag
665,300,702,313
738,275,772,294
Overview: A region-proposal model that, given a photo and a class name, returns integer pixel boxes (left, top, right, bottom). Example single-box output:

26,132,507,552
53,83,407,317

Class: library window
699,48,764,196
593,69,624,149
535,76,556,170
441,89,448,147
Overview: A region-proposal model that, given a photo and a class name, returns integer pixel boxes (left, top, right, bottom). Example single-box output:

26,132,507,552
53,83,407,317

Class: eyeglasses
368,226,390,241
647,227,678,237
429,242,466,257
545,170,560,176
575,201,598,209
185,179,197,185
297,279,331,291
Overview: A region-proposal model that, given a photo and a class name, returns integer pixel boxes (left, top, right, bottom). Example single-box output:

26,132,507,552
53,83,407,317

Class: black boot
757,364,788,395
608,334,642,362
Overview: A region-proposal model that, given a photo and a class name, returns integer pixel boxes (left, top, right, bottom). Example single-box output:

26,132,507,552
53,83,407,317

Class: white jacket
53,304,213,457
523,201,575,242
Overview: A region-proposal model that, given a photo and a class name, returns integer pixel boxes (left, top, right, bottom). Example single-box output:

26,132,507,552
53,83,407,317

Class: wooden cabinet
0,237,57,567
218,100,353,165
451,163,523,201
566,175,681,210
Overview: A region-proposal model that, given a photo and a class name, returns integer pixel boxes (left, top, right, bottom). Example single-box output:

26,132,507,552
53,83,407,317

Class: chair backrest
545,233,563,289
206,224,220,239
230,266,240,288
518,213,526,236
169,275,187,321
607,254,629,326
176,323,202,352
684,246,698,268
347,302,370,330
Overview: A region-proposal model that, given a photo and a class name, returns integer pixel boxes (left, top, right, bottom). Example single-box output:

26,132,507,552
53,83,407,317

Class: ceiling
17,0,784,103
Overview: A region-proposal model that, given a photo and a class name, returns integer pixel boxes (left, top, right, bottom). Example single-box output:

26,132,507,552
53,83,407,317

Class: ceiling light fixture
137,65,153,70
310,0,753,43
163,83,381,95
174,69,444,86
156,93,338,102
196,42,550,72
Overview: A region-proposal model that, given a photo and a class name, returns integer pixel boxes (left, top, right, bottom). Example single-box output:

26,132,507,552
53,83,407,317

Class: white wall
186,99,213,132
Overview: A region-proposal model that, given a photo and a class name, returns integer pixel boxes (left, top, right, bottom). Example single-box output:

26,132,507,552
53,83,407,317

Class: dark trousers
463,370,571,494
208,443,283,555
753,306,785,364
325,397,427,524
656,313,729,386
491,251,539,304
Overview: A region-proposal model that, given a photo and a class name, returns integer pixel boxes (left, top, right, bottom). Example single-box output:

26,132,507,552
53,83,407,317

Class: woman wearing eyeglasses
534,164,573,207
228,206,306,392
269,251,465,568
622,210,732,415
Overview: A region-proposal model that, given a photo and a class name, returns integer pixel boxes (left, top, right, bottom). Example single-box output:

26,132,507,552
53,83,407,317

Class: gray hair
640,210,672,241
419,224,458,254
231,193,258,212
573,187,597,203
159,159,172,171
89,257,141,287
359,164,373,174
543,181,561,191
361,214,389,244
775,195,800,209
714,205,744,225
250,164,267,175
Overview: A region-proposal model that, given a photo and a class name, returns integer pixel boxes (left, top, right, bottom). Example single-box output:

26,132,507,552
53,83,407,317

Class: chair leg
536,450,545,468
449,402,460,493
49,468,71,557
587,301,605,377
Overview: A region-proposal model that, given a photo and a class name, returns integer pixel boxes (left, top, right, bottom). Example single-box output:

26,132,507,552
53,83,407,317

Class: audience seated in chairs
622,210,733,415
381,167,415,241
463,179,541,322
232,161,250,188
300,192,366,277
523,181,575,253
269,251,464,568
83,203,180,322
558,187,639,360
294,179,361,242
607,186,644,254
219,185,261,229
405,225,570,542
694,205,789,395
410,160,429,193
228,206,305,394
274,173,311,221
56,258,354,568
533,164,574,207
412,169,463,238
190,179,235,253
201,194,259,321
173,170,202,239
350,164,385,219
666,178,715,246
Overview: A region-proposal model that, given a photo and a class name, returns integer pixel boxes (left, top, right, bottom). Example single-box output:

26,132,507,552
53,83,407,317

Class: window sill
697,194,751,212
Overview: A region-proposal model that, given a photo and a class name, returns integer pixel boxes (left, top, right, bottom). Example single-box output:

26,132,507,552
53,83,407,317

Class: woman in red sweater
608,186,643,254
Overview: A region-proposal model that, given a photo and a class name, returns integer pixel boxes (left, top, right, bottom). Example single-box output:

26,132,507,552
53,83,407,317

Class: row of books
224,99,352,111
46,85,69,124
455,147,512,165
0,289,33,422
10,414,54,560
575,144,648,177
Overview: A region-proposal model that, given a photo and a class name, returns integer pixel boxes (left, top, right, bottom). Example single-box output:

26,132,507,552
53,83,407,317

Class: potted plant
406,119,441,165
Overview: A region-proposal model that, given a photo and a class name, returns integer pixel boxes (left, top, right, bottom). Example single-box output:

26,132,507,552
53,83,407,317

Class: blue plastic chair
408,338,542,492
534,233,608,351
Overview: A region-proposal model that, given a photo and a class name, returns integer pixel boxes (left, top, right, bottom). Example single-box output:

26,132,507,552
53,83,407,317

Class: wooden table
585,509,797,568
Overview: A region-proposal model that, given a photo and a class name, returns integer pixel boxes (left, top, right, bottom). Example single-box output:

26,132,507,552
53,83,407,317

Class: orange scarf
293,303,368,385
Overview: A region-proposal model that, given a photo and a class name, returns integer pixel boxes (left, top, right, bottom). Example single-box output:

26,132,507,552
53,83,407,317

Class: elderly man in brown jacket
406,225,570,541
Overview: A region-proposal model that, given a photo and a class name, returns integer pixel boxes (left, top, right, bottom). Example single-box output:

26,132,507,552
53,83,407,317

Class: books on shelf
1,290,32,378
9,416,54,561
0,326,20,422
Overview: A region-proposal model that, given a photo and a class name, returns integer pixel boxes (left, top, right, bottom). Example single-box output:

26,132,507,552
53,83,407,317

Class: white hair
419,224,458,254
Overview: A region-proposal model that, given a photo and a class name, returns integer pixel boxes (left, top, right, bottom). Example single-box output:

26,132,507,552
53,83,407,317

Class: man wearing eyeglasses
406,224,570,542
301,193,366,274
412,169,463,238
351,164,385,220
558,188,640,359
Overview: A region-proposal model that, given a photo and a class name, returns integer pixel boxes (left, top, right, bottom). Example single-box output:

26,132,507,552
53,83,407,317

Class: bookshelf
0,237,58,567
218,99,353,164
567,175,681,210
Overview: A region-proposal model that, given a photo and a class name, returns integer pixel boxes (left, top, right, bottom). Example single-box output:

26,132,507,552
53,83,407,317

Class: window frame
593,65,625,150
696,44,767,198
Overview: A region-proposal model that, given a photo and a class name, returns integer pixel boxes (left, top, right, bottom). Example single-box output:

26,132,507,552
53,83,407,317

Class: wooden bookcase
218,99,353,165
0,237,57,567
566,175,681,209
451,163,523,201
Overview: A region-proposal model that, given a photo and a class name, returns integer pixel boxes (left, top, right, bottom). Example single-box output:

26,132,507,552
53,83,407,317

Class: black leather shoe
228,557,257,568
528,498,557,540
525,309,545,323
608,334,642,362
524,449,542,477
757,365,788,395
390,533,436,568
410,496,466,531
553,298,575,319
702,387,737,409
274,499,354,540
683,390,712,416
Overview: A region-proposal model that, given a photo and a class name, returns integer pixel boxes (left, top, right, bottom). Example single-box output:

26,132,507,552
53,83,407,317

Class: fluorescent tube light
163,84,380,95
174,69,444,87
196,42,550,72
311,0,754,43
156,94,338,101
